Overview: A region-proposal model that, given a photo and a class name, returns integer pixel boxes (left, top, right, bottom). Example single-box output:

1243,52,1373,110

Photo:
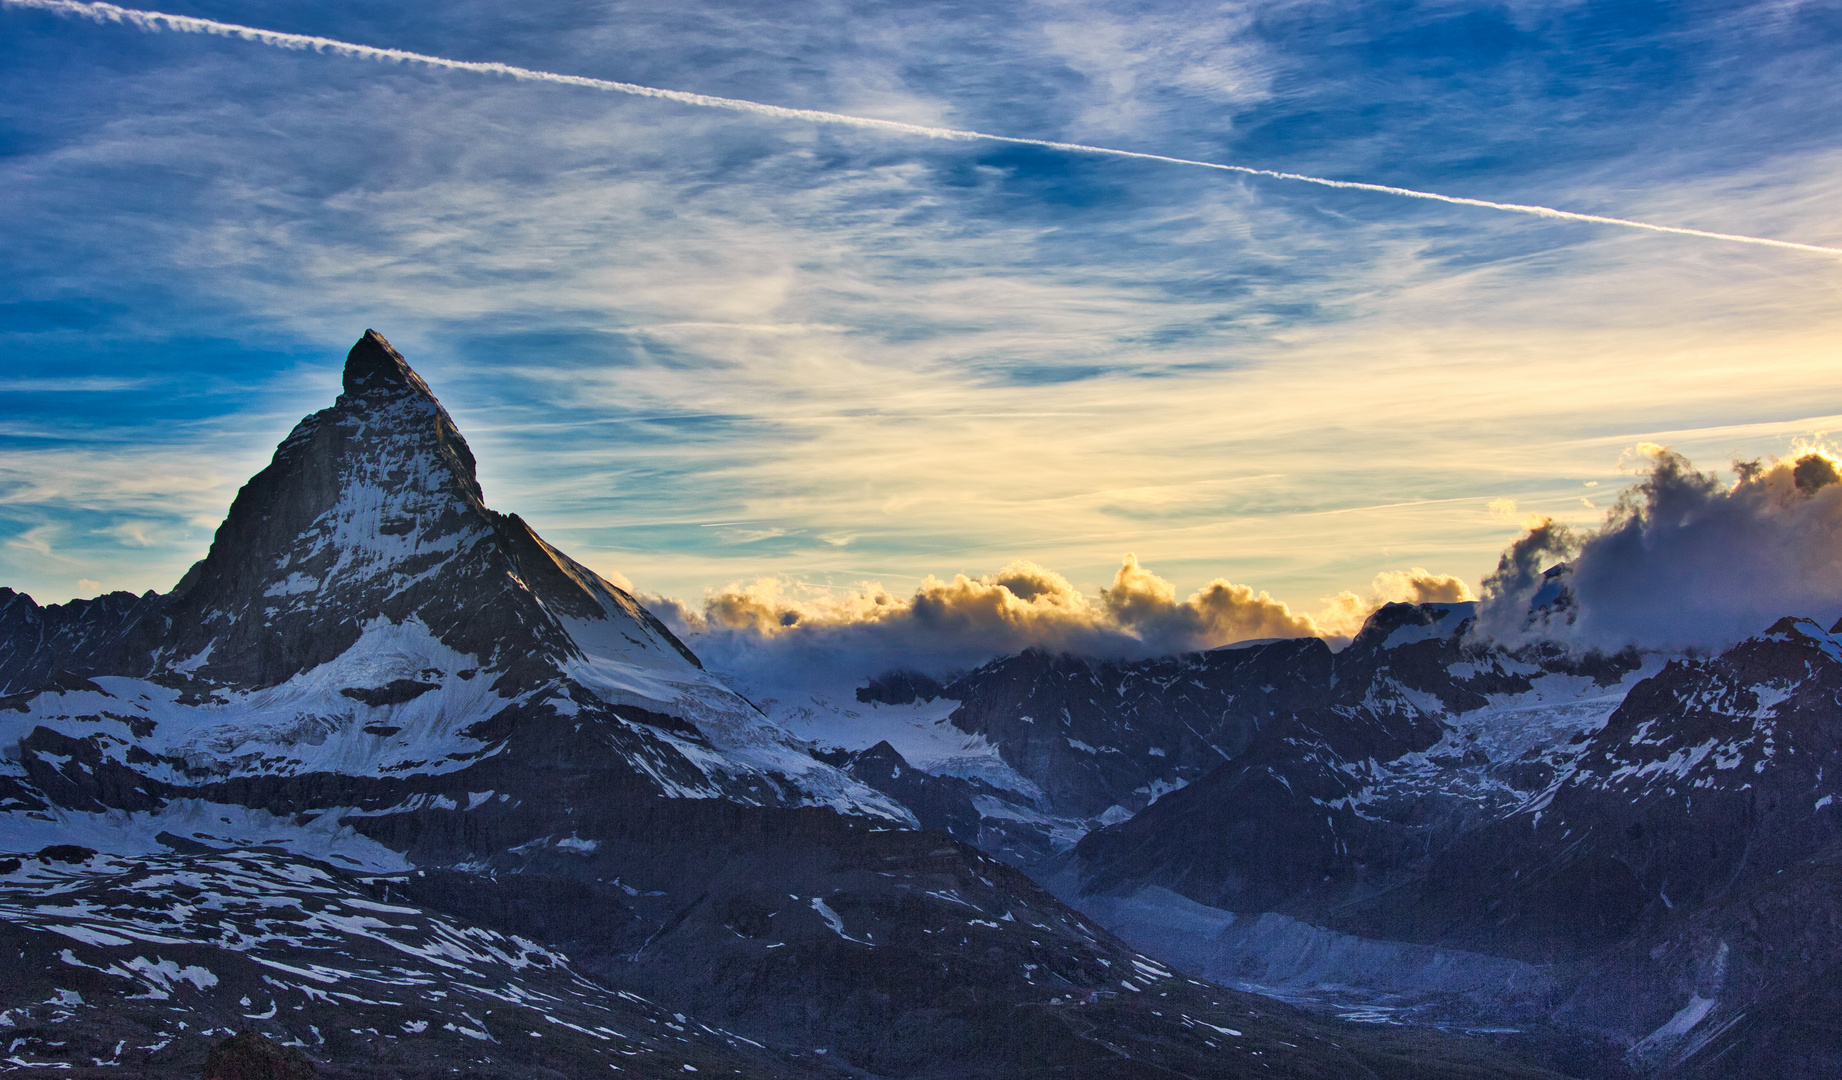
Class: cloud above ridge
644,440,1842,685
1478,445,1842,651
649,553,1473,692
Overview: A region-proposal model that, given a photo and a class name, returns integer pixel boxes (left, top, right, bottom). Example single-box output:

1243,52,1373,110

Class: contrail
10,0,1841,258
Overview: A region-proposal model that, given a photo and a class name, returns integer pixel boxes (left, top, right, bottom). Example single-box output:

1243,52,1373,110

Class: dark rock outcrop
855,669,946,705
942,637,1333,820
201,1031,317,1080
814,740,986,839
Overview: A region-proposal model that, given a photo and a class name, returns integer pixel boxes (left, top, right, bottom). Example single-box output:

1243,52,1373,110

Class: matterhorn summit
152,327,706,690
0,330,911,863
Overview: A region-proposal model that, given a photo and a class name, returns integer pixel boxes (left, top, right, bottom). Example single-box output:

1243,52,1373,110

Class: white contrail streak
9,0,1841,258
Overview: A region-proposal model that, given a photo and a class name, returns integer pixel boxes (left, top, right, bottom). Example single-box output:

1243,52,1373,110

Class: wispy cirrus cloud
0,0,1838,630
7,0,1837,254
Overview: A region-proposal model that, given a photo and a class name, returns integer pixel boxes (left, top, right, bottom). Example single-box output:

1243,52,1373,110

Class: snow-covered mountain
1060,602,1649,911
0,332,1572,1079
0,330,912,863
1337,615,1842,1075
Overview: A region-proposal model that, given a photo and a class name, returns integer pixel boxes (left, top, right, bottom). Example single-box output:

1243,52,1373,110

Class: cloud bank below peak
646,553,1473,692
658,442,1842,694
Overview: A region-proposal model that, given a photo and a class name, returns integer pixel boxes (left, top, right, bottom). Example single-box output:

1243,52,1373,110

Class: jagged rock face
1054,612,1842,1077
0,331,910,853
948,602,1640,895
1310,618,1842,1075
813,740,986,840
1333,617,1842,961
821,603,1562,876
758,603,1629,885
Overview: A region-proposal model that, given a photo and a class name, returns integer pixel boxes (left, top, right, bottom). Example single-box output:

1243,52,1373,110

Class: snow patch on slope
3,618,511,784
749,685,1042,800
0,799,409,870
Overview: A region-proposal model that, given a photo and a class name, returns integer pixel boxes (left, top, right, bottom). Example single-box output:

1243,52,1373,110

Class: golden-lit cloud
1100,553,1323,644
1374,568,1474,605
651,553,1478,694
677,554,1333,654
1312,568,1476,639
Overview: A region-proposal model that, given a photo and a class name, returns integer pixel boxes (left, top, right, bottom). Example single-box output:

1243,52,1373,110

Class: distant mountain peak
133,331,519,686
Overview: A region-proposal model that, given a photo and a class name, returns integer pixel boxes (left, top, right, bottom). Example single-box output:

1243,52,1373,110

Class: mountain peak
343,329,436,400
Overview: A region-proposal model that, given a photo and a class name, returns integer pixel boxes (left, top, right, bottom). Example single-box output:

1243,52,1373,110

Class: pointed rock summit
0,330,908,828
328,327,483,499
343,328,435,399
142,330,533,686
135,330,722,693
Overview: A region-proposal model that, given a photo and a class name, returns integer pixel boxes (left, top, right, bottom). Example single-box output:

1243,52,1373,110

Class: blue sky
3,0,1840,637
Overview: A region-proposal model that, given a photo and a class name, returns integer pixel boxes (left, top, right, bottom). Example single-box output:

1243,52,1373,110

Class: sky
3,0,1841,660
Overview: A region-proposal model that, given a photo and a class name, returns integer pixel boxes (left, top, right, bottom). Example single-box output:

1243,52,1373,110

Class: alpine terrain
893,601,1842,1078
0,332,1573,1079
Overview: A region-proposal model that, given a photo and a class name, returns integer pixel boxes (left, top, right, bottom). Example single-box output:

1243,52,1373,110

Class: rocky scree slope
0,846,833,1079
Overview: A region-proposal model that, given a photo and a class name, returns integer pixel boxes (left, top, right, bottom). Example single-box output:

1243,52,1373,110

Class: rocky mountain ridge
812,602,1643,874
768,588,1842,1076
0,330,907,837
1011,609,1842,1077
